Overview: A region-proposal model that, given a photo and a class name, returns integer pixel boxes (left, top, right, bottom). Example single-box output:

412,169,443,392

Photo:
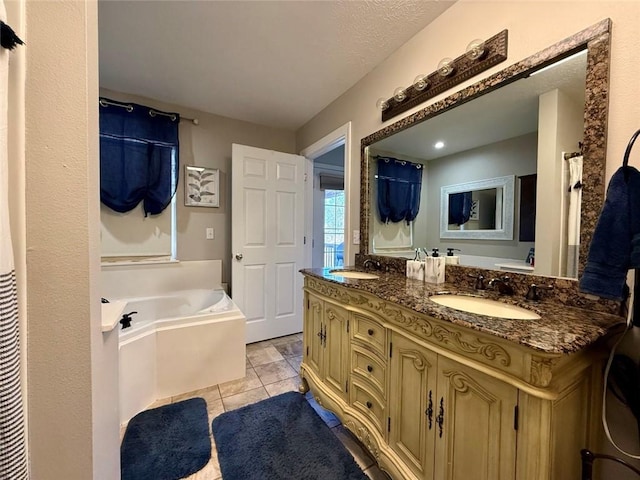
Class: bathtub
118,288,245,423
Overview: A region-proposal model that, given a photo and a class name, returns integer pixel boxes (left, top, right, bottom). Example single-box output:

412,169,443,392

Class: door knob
235,253,243,260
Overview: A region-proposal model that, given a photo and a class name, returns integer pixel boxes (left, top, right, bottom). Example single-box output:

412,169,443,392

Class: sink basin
330,270,380,280
430,294,540,320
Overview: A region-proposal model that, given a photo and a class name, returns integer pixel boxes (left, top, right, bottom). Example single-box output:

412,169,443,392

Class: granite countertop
301,267,626,355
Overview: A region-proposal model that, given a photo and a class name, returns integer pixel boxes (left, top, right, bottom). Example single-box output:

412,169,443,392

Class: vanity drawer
351,344,387,398
352,314,386,357
350,377,386,435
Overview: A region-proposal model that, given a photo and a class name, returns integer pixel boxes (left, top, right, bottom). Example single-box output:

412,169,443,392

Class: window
99,98,179,260
323,190,344,268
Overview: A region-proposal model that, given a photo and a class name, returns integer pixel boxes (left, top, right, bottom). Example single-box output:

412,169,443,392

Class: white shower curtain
566,155,583,278
0,2,28,478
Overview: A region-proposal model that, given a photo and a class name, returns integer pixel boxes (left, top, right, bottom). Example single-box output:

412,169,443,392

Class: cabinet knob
367,365,373,373
367,329,374,336
366,401,373,409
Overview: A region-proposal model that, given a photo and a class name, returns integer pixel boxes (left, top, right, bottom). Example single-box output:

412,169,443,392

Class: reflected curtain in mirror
448,192,472,226
376,157,422,224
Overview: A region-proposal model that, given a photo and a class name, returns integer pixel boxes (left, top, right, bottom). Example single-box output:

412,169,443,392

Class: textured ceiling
98,0,455,130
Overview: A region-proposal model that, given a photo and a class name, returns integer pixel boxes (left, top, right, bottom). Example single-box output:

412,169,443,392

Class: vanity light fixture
376,98,390,111
413,74,429,91
377,29,508,122
437,58,455,77
434,141,445,149
465,39,487,60
393,87,407,102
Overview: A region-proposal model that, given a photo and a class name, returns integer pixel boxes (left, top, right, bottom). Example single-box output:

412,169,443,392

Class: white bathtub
118,288,245,423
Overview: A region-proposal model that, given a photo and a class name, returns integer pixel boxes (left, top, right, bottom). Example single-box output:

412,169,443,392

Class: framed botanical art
185,165,220,207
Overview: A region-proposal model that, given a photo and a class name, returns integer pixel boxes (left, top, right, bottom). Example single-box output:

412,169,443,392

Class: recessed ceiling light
434,141,445,149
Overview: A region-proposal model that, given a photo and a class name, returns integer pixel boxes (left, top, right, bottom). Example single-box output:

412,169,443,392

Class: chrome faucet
363,259,382,270
488,276,514,295
468,273,486,290
526,283,553,301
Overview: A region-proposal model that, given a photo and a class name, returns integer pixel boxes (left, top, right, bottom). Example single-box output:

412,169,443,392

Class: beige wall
296,2,640,476
99,89,296,286
23,2,119,479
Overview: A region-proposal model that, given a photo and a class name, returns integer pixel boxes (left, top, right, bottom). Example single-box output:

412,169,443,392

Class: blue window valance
376,156,423,224
99,98,180,216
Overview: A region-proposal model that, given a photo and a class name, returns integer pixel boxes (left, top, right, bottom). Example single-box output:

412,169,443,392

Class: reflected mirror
361,20,611,280
441,175,515,240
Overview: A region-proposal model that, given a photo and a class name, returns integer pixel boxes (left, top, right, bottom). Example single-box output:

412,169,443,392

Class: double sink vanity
299,265,623,480
300,18,625,480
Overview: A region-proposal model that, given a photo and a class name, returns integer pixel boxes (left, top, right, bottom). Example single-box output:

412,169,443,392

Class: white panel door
232,144,306,343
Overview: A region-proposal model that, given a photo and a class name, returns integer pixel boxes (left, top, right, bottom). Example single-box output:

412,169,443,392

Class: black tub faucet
120,311,138,329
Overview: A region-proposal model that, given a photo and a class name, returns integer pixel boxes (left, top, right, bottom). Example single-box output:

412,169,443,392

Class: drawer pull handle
436,397,445,438
367,329,374,336
366,401,373,409
367,365,373,373
426,390,433,430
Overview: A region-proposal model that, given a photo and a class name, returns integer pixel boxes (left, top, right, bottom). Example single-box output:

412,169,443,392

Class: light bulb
393,87,407,102
376,98,389,111
437,58,454,77
413,74,429,91
466,39,486,60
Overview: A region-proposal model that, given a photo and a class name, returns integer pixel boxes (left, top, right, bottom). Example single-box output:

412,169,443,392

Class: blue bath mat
121,397,211,480
212,391,368,480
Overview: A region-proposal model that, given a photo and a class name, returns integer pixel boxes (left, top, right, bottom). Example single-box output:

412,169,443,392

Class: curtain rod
98,99,199,125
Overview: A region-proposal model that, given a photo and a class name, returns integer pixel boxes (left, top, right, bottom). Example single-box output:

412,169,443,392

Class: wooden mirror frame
360,19,611,281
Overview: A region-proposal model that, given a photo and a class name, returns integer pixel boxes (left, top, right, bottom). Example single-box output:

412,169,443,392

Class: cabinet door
388,332,438,480
304,292,323,375
323,301,349,400
434,356,517,480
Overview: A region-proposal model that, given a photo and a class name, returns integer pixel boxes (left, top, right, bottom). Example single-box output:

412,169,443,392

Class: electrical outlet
353,229,360,245
206,227,214,240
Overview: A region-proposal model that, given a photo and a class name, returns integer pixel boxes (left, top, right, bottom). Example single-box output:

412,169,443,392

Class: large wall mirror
360,19,611,280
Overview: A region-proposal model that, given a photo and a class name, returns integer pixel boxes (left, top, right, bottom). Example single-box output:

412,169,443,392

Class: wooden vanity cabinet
304,291,349,401
300,277,603,480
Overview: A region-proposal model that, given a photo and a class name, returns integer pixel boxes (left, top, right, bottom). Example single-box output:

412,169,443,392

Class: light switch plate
352,229,360,245
206,228,214,240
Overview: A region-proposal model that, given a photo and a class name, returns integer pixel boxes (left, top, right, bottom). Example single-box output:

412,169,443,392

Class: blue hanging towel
99,98,179,216
376,157,422,224
579,166,640,300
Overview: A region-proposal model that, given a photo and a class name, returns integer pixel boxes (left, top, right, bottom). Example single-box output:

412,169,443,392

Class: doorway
301,122,352,270
313,148,345,269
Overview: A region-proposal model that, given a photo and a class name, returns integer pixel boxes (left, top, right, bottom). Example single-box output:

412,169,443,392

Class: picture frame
469,199,480,221
185,165,220,207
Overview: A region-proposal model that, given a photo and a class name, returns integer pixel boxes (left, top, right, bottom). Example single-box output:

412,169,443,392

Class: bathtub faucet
120,311,138,330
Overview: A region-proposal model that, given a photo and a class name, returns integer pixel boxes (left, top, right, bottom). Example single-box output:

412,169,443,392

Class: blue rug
121,397,211,480
212,391,368,480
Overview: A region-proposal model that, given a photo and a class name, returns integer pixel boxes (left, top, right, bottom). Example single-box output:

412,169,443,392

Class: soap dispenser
425,249,445,284
445,248,461,265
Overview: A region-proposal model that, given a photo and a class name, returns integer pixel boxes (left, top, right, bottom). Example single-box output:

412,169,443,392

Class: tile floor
122,333,391,480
